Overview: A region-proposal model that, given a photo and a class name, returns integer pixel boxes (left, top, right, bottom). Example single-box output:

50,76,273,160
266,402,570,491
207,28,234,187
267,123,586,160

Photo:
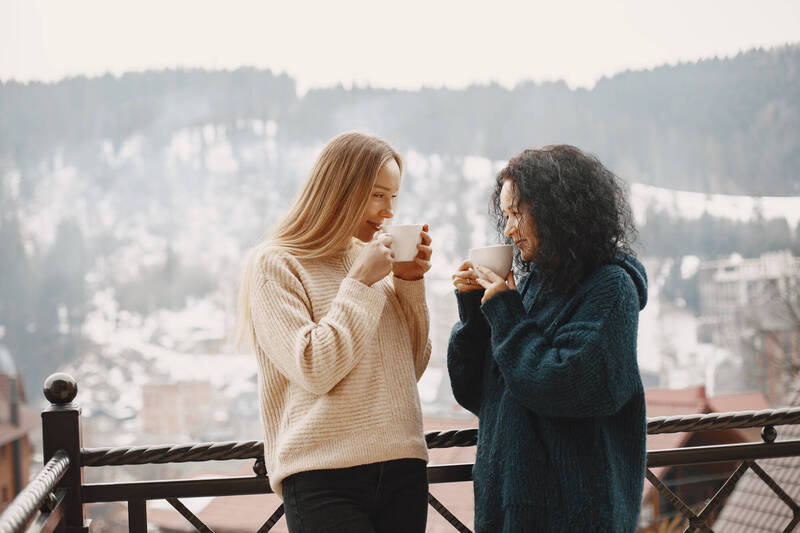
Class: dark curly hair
491,145,638,297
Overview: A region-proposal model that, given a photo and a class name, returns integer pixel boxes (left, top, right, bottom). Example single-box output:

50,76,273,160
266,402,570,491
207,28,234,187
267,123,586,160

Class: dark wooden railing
2,373,800,532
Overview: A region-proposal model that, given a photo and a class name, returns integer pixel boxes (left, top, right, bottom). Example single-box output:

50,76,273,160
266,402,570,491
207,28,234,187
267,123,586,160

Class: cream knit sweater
249,244,432,497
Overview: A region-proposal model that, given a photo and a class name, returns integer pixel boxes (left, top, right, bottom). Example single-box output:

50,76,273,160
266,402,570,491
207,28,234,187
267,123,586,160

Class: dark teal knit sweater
447,254,648,533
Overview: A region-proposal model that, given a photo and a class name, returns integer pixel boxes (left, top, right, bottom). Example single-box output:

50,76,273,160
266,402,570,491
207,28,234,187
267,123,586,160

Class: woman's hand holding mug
452,261,516,303
348,233,395,286
452,260,482,293
474,265,516,304
392,224,433,281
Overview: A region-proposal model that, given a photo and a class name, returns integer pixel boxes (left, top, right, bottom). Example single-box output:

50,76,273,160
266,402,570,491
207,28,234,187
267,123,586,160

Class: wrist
394,273,423,281
347,274,372,287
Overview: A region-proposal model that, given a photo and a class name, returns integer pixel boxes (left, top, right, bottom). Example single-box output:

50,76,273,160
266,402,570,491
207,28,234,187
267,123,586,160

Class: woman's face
500,179,538,261
353,159,402,242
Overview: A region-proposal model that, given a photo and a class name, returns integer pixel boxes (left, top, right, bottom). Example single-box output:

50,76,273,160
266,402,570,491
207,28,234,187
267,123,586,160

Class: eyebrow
373,185,393,191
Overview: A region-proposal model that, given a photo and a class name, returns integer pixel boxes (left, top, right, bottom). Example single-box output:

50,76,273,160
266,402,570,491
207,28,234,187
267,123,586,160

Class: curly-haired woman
447,145,648,532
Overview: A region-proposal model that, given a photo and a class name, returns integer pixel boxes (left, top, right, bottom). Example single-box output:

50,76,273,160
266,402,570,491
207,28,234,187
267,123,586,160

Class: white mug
469,244,513,276
384,224,424,262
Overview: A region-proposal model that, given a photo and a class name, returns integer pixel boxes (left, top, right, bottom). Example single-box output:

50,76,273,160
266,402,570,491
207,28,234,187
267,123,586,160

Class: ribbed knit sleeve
392,276,432,380
447,289,491,416
250,252,387,395
480,269,641,418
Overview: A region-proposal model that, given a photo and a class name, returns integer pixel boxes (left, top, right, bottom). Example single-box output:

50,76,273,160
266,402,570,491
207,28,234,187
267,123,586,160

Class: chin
355,229,375,242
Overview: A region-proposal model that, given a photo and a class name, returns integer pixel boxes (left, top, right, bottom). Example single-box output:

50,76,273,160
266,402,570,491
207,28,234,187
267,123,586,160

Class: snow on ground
631,182,800,228
28,143,798,430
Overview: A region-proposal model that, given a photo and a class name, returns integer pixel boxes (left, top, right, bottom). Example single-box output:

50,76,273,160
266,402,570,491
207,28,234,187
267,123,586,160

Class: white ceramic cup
469,244,514,276
383,224,424,262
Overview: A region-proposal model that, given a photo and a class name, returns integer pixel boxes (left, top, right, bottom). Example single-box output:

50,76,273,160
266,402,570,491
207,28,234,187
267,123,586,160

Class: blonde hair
235,131,402,351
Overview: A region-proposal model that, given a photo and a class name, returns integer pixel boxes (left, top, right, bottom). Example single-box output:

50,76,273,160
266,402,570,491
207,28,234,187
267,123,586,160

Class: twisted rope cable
425,429,477,449
0,450,70,533
82,441,263,467
79,409,800,467
82,430,480,467
647,407,800,434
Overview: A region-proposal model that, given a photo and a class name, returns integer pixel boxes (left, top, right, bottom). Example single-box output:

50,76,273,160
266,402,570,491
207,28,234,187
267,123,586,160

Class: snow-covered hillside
7,123,799,446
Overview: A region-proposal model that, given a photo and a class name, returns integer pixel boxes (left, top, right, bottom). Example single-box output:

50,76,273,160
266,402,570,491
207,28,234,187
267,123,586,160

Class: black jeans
282,458,428,533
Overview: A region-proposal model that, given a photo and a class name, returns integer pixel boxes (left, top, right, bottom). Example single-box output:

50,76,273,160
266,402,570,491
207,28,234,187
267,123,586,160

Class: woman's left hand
393,224,433,281
474,266,516,304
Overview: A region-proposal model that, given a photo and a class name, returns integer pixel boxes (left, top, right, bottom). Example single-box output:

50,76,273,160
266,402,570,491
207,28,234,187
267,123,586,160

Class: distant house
697,251,799,338
697,250,800,403
0,345,39,512
641,385,770,530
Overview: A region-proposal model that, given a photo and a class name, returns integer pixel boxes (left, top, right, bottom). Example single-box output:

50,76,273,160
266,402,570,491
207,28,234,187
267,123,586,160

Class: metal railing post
42,373,89,532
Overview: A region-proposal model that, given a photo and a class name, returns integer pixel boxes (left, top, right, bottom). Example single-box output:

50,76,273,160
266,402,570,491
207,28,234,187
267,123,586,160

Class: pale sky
2,0,799,93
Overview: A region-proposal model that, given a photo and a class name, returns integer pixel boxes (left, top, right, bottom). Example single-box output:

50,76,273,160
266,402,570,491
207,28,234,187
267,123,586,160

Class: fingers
417,225,432,262
452,269,482,292
472,267,516,303
373,235,393,262
376,234,394,263
453,280,481,292
452,270,477,282
419,226,432,246
474,278,491,289
416,244,432,260
458,260,474,272
414,257,431,272
475,266,503,283
377,233,393,247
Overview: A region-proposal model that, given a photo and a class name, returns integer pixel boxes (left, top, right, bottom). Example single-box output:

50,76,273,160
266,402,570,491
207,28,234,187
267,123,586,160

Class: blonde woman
237,132,433,533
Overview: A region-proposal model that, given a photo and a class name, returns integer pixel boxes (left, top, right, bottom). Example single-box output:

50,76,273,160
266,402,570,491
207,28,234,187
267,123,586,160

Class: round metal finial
253,457,267,477
43,373,78,405
762,425,778,443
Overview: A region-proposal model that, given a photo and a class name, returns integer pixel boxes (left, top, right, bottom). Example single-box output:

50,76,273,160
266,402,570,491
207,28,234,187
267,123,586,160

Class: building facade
697,250,800,403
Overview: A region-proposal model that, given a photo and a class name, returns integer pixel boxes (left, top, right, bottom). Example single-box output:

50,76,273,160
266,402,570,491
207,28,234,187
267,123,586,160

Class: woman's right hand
451,260,483,292
348,233,395,286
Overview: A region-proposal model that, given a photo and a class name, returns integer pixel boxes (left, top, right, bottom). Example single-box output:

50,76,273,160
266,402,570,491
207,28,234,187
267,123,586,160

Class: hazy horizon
3,41,800,94
3,0,800,93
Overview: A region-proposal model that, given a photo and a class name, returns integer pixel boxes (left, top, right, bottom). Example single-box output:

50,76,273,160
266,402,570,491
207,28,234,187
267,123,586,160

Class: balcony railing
2,373,800,533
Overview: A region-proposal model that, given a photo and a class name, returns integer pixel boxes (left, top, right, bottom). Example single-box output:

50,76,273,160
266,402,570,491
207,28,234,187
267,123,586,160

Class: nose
380,199,395,219
504,218,516,237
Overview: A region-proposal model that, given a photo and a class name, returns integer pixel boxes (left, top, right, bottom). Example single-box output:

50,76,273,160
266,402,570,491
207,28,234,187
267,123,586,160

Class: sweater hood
616,252,648,310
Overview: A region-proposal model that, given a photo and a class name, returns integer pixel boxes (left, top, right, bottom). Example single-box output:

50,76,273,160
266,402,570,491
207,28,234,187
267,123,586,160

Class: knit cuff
393,276,426,305
455,289,486,323
480,288,527,333
339,276,388,314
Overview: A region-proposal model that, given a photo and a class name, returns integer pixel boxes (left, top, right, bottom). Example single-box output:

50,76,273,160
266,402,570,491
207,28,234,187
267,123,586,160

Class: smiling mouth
367,221,383,231
515,239,526,246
